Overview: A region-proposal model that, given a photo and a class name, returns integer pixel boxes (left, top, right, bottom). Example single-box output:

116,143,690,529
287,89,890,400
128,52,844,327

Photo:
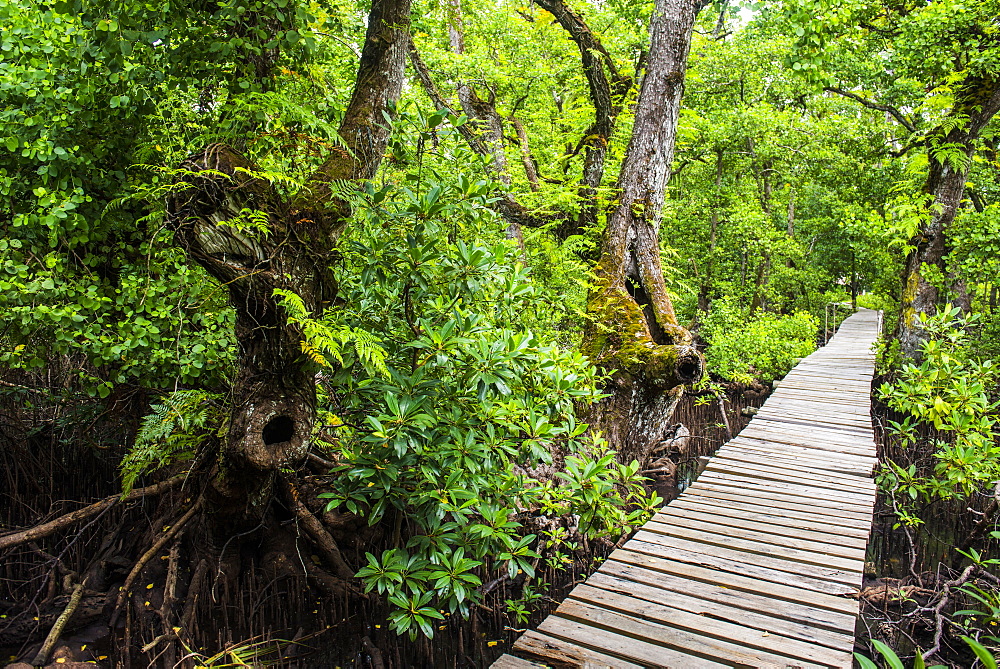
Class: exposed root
280,477,355,579
919,564,978,663
110,497,203,628
0,475,185,552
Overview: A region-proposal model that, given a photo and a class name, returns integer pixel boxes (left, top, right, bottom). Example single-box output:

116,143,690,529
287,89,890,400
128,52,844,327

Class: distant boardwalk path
494,308,881,668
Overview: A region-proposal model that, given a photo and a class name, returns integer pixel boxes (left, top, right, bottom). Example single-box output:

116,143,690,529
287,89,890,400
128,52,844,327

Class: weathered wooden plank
706,457,877,494
552,599,827,668
720,442,876,477
694,471,876,507
653,502,871,549
536,615,732,667
568,583,852,667
641,518,867,568
602,552,859,617
491,654,546,669
740,424,876,451
713,448,877,489
663,496,872,540
585,570,856,652
727,435,877,463
631,530,862,588
685,485,874,526
511,630,645,668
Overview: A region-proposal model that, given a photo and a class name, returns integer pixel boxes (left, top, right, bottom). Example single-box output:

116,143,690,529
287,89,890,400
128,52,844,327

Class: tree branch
825,86,917,133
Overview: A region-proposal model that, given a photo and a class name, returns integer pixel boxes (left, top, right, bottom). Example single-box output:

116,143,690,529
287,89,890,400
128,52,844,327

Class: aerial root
280,477,355,580
109,496,203,629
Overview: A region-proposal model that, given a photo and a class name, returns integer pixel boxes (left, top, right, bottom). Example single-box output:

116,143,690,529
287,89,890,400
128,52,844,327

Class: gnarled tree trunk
896,82,1000,359
167,0,413,516
581,0,703,465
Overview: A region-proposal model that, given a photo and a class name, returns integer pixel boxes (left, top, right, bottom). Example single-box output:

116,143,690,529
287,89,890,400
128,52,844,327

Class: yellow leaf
56,658,66,664
487,641,499,647
146,583,154,589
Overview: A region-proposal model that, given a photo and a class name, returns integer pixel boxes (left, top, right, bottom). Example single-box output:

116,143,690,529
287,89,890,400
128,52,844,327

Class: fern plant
273,288,389,378
121,390,221,495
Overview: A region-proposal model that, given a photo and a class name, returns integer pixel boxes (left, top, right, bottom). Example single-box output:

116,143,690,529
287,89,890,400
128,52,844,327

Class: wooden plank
604,551,859,617
740,423,876,450
694,471,876,507
536,614,732,668
552,599,827,668
720,442,875,477
491,654,546,669
707,455,877,491
641,518,867,568
569,583,852,668
705,459,877,496
663,496,872,540
740,421,876,446
511,630,645,668
685,484,874,525
713,448,877,488
654,502,871,549
735,428,876,457
586,570,855,652
631,530,862,588
725,437,877,473
726,435,877,463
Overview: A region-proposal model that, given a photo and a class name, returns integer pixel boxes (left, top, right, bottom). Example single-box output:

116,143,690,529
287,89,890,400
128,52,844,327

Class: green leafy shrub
282,130,660,639
877,306,1000,517
701,299,818,382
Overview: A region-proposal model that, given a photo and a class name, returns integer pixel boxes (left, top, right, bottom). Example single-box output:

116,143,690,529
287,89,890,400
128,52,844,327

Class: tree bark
896,82,1000,358
167,0,412,512
581,0,703,465
533,0,632,238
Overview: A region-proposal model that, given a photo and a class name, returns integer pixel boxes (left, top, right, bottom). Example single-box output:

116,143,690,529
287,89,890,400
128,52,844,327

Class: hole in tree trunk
262,415,295,445
677,360,702,382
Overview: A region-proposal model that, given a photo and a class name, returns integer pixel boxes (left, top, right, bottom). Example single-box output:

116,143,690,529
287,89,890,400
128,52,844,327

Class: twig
30,578,87,666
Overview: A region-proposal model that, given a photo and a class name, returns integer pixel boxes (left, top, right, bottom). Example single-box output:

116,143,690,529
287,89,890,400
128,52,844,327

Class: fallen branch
0,476,185,552
30,578,87,666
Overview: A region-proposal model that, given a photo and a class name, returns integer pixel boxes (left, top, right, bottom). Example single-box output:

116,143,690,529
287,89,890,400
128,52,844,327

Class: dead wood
29,579,87,666
0,475,185,552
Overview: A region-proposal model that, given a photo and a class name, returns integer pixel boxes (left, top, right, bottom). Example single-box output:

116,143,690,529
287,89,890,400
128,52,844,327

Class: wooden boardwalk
494,308,880,668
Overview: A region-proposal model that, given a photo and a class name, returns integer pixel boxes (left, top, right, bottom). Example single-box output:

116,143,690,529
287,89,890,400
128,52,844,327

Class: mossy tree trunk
167,0,413,517
895,82,1000,359
581,0,704,466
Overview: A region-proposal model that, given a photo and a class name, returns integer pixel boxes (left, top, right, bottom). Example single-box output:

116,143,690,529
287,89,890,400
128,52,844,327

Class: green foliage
308,156,657,638
877,306,1000,516
854,635,996,669
700,298,818,383
121,390,221,494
